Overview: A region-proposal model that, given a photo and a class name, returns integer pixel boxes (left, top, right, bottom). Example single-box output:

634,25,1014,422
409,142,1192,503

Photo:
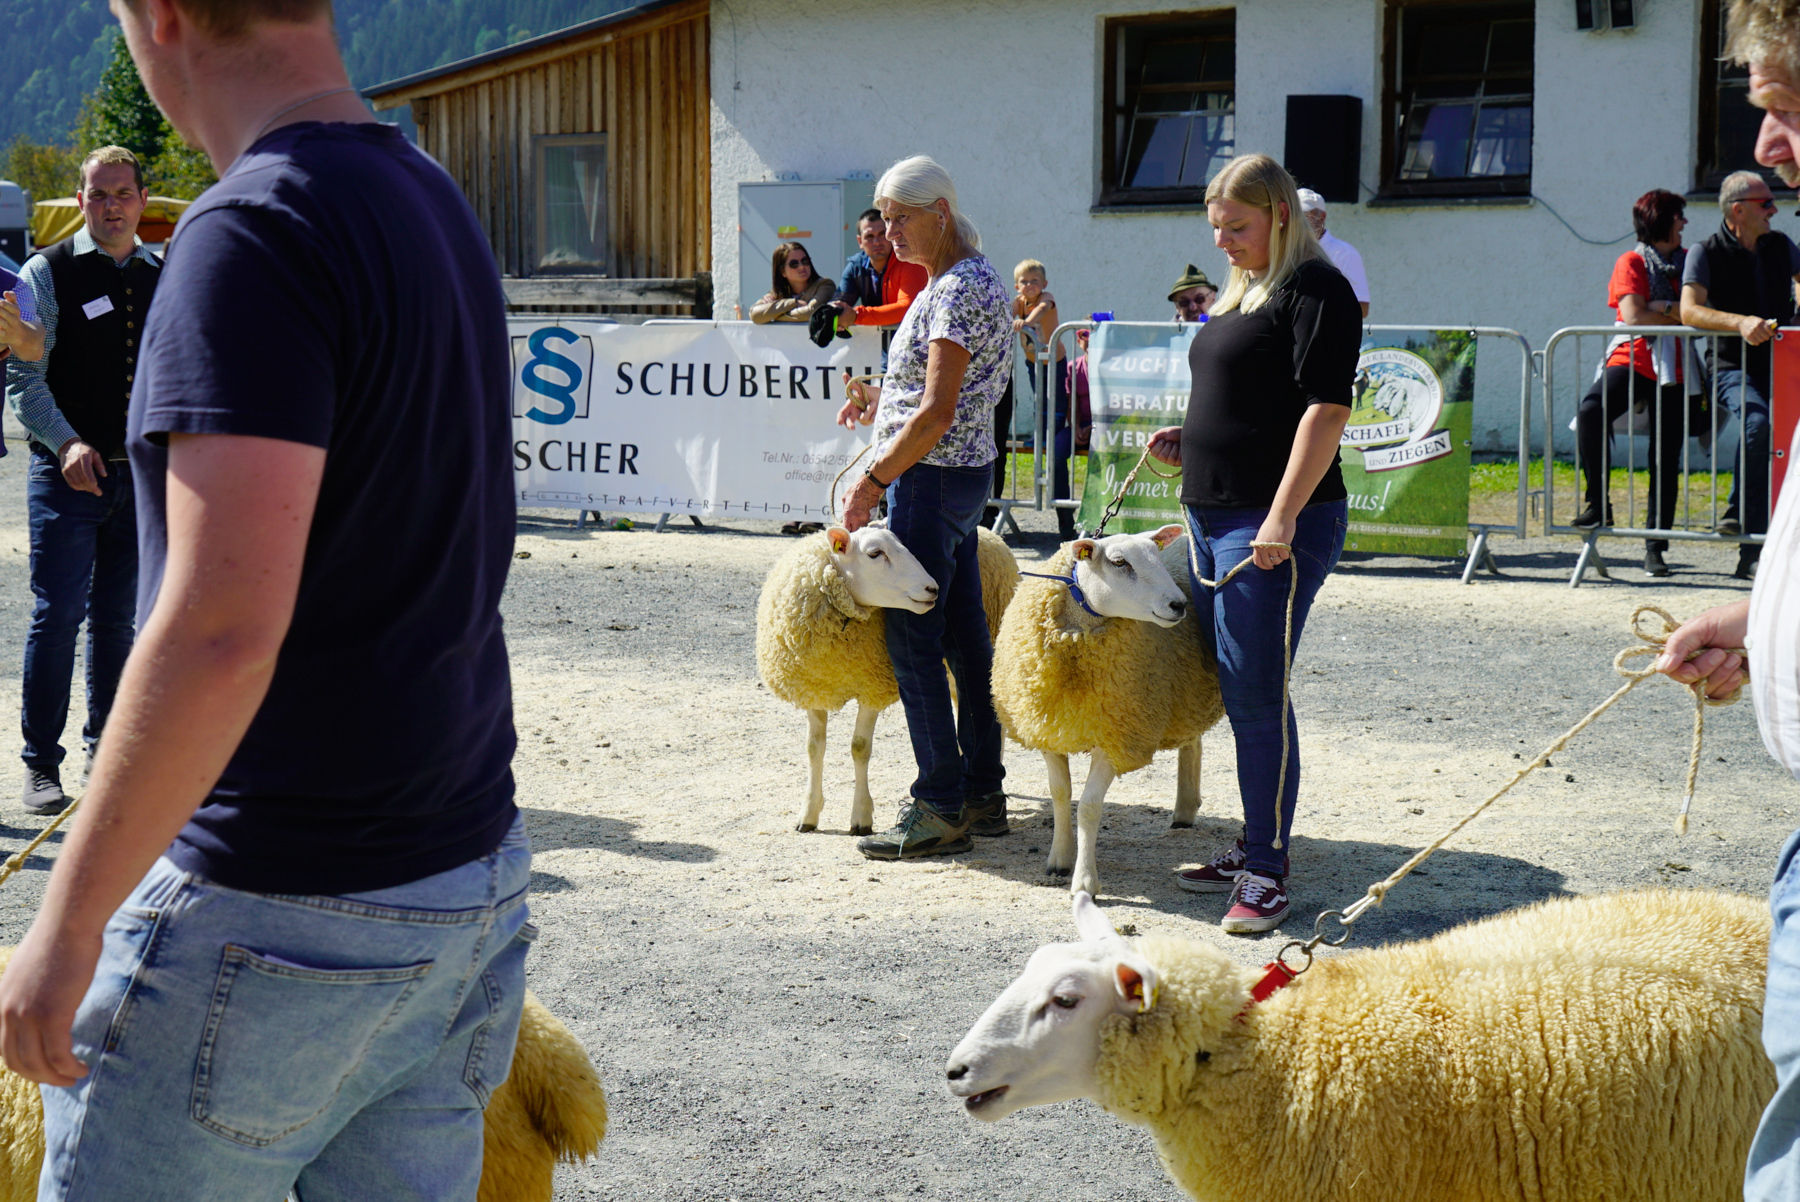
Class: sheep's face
828,525,939,614
945,893,1159,1121
1068,526,1186,626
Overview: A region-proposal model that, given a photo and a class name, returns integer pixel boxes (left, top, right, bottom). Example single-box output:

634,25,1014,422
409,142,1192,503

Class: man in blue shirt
0,264,43,372
0,2,525,1198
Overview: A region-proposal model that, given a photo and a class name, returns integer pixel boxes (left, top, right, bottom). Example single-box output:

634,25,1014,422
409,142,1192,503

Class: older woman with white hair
1146,152,1360,933
835,155,1011,861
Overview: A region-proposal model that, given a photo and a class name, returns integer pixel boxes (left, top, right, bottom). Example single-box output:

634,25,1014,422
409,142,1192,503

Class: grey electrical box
737,180,875,318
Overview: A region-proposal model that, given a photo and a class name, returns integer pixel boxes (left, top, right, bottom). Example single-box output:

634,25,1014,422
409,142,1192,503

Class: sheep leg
1171,738,1202,828
796,709,829,832
1044,752,1074,877
848,702,880,836
1071,750,1117,898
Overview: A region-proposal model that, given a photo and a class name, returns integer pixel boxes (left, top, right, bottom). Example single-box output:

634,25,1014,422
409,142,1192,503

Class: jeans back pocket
191,945,433,1146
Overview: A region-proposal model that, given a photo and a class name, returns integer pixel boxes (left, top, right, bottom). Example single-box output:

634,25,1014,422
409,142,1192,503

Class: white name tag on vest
81,296,114,320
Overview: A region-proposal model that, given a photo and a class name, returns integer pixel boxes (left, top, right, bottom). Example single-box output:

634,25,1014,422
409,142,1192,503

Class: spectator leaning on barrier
1297,188,1370,318
0,1,528,1197
1168,262,1217,322
4,145,159,817
1572,188,1691,579
1657,6,1800,1198
832,207,928,336
834,154,1010,861
1679,168,1800,579
750,240,835,324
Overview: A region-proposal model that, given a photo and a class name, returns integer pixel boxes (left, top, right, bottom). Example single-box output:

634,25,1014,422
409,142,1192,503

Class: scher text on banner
509,319,884,518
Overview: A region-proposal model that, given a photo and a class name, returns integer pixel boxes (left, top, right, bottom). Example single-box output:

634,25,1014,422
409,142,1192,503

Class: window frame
532,132,610,276
1380,0,1534,200
1695,0,1782,193
1097,8,1236,208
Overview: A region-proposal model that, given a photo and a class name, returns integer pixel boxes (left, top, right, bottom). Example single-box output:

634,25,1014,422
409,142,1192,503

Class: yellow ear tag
1075,544,1094,560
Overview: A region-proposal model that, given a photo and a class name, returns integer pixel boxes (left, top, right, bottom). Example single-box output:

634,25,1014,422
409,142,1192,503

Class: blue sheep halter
1017,568,1104,618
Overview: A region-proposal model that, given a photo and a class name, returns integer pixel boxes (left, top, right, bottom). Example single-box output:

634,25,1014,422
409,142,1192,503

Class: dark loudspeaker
1284,95,1362,205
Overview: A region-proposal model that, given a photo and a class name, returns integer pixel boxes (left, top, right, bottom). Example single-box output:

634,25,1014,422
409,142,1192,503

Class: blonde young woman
1146,153,1360,933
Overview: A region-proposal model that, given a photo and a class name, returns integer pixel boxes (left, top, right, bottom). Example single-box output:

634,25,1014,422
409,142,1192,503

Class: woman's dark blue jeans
884,463,1005,815
1182,498,1347,877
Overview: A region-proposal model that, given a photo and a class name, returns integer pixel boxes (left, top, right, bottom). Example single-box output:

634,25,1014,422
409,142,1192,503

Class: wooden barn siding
410,10,709,286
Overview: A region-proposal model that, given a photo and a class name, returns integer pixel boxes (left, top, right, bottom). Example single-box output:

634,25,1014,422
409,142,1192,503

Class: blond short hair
79,146,145,192
1727,0,1800,80
1204,153,1327,316
1014,259,1047,281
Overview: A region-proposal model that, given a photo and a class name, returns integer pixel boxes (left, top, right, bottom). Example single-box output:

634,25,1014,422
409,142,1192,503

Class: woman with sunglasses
750,240,836,323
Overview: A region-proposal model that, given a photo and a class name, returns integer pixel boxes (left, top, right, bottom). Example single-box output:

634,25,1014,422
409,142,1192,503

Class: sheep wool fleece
755,527,1017,714
1094,890,1774,1202
990,544,1223,771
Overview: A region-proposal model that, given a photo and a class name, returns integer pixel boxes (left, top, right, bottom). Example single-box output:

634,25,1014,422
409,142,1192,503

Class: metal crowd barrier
1540,325,1764,587
1034,320,1536,585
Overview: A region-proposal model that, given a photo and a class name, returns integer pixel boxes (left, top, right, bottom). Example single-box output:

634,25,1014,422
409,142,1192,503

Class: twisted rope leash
0,797,79,888
1093,445,1180,537
1269,604,1743,981
826,373,884,522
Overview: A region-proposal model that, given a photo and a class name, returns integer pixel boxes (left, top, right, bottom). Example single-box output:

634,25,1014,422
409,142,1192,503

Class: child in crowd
1008,260,1077,539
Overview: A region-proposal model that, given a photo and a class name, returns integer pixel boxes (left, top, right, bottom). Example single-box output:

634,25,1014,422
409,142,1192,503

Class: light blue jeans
1747,826,1800,1201
38,815,533,1202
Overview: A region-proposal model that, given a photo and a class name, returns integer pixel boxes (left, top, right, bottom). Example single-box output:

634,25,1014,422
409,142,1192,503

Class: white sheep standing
946,889,1775,1202
755,524,1018,835
989,526,1223,897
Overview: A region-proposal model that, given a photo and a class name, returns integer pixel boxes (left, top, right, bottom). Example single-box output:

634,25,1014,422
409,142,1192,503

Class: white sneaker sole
1221,906,1289,934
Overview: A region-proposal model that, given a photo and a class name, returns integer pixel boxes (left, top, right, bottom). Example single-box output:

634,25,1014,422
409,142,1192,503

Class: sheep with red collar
947,889,1774,1202
989,526,1224,896
755,524,1017,835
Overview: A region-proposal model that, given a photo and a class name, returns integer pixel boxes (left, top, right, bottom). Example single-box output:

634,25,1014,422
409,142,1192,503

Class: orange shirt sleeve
1607,251,1649,314
854,259,929,326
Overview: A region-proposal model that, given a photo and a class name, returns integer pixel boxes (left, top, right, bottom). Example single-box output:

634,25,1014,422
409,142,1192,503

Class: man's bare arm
1682,282,1778,344
0,432,324,1085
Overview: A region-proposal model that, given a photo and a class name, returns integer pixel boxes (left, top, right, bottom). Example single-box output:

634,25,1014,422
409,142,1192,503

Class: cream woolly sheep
756,524,1018,835
990,526,1223,897
0,947,605,1202
947,890,1775,1202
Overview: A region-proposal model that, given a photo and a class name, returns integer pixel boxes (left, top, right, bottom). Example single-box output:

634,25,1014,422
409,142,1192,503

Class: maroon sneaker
1221,872,1290,934
1174,839,1248,893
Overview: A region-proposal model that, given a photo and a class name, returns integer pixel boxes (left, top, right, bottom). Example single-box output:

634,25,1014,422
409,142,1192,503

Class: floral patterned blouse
872,254,1011,468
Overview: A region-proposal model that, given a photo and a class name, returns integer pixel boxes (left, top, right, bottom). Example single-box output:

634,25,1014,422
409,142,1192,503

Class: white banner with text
509,319,883,518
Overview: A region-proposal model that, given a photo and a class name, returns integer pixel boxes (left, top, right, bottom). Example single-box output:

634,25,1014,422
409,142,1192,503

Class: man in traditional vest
4,145,159,814
1680,168,1800,580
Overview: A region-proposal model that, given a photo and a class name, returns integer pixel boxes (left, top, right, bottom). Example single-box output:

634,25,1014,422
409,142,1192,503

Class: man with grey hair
1680,167,1800,579
1297,188,1370,318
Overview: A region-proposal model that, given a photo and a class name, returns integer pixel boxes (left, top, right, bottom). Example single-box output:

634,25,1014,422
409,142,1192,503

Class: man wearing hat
1680,168,1800,578
1168,264,1217,322
1298,188,1370,317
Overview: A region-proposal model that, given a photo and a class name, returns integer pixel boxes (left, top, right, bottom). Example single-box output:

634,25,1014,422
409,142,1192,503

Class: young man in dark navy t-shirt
0,2,526,1197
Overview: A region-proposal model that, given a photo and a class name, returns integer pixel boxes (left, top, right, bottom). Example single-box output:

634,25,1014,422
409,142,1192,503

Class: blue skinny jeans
883,462,1005,814
1182,498,1347,877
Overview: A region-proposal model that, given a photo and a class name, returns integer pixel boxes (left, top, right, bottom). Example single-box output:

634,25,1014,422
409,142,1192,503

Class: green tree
69,33,216,198
2,136,79,205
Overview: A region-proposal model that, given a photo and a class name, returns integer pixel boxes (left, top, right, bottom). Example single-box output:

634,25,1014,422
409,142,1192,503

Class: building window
1697,0,1780,192
1383,1,1533,198
1100,11,1235,207
535,134,608,273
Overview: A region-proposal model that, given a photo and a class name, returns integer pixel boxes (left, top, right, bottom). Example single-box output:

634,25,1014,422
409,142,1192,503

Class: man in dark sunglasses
1680,169,1800,578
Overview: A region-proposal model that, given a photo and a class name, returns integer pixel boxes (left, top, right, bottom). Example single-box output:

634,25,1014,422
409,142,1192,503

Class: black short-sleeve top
1177,257,1361,509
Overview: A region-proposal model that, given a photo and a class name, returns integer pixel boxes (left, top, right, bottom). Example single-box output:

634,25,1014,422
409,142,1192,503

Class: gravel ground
0,445,1792,1200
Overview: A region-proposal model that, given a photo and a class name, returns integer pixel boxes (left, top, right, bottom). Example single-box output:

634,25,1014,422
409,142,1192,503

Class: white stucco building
709,0,1755,451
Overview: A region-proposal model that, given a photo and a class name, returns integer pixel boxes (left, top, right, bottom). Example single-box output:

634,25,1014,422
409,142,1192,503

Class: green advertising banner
1074,322,1195,534
1340,330,1477,557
